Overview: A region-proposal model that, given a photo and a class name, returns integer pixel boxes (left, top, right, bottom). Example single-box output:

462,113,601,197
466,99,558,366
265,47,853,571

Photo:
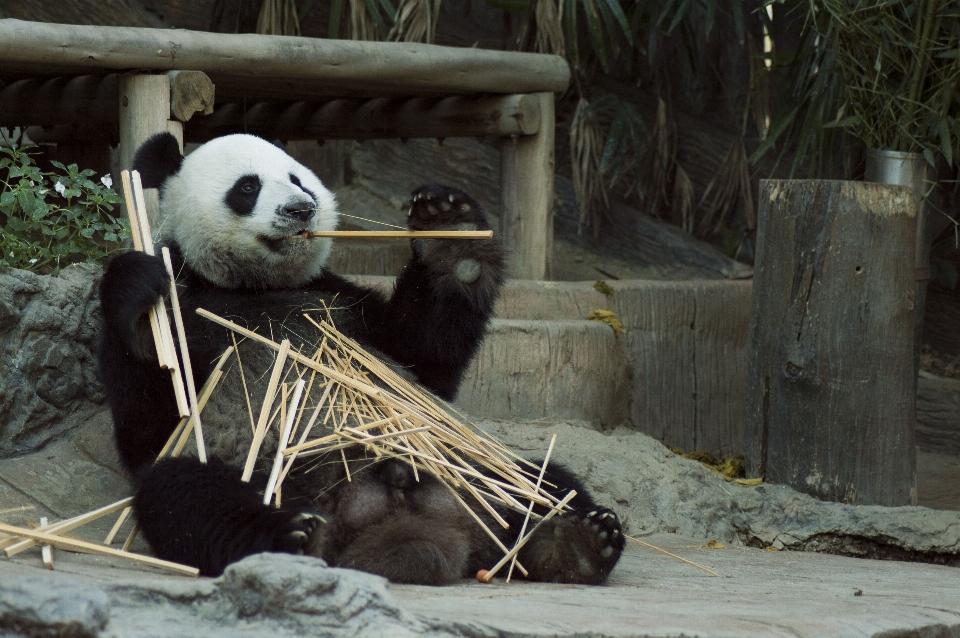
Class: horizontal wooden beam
0,19,570,99
189,94,540,142
0,72,214,127
19,93,541,143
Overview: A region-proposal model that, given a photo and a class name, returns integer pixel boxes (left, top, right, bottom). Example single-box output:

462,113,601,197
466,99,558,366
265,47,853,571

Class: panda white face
160,135,339,290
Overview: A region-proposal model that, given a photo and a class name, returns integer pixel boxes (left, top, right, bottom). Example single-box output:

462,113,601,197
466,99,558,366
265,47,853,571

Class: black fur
224,175,261,216
132,133,184,188
98,136,624,583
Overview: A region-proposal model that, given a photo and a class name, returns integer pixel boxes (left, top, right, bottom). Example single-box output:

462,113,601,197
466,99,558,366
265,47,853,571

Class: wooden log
500,92,554,279
119,74,175,227
167,70,215,122
0,74,118,126
744,180,918,506
0,72,212,128
0,20,570,99
187,94,540,142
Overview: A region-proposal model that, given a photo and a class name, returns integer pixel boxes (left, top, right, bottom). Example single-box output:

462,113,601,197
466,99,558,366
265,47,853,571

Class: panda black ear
132,133,184,188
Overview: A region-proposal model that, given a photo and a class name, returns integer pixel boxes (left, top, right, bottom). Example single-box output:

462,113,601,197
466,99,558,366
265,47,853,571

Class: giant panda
97,132,625,583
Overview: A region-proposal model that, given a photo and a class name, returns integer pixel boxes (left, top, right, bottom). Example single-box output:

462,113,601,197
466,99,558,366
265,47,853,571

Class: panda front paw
99,251,171,360
406,185,504,292
273,511,326,555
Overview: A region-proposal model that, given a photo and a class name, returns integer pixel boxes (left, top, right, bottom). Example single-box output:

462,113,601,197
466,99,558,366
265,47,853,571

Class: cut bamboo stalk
264,379,305,505
120,170,166,369
300,230,493,239
507,433,556,582
162,246,207,463
242,339,291,482
104,508,132,546
40,517,53,570
121,523,139,552
5,497,133,557
445,485,528,577
0,521,198,576
480,490,577,582
197,309,383,398
231,332,257,435
624,535,719,577
0,506,33,516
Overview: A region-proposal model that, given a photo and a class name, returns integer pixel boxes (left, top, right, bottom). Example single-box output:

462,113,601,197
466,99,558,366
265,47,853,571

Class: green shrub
0,144,128,275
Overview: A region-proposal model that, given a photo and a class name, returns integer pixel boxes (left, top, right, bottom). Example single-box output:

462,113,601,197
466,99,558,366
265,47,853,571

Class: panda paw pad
580,508,623,563
408,185,486,232
275,511,326,555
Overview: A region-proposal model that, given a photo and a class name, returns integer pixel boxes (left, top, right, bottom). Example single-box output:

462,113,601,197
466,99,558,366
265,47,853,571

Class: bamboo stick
120,170,166,369
507,433,556,582
624,535,719,577
104,508,132,546
130,171,190,419
197,308,383,398
242,339,291,482
161,246,207,463
0,521,198,576
264,379,305,505
5,497,133,557
39,517,54,570
480,490,577,582
444,484,529,577
300,230,492,239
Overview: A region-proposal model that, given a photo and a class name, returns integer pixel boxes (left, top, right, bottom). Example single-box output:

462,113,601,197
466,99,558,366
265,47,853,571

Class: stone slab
1,538,959,638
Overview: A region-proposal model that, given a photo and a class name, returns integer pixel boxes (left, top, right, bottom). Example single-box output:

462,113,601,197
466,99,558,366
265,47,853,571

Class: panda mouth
259,234,307,252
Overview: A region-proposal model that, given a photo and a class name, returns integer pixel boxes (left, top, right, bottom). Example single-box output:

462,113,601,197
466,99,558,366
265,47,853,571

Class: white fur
159,135,339,289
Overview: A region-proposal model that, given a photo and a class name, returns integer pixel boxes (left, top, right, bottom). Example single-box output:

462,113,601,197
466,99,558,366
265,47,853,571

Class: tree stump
744,180,918,506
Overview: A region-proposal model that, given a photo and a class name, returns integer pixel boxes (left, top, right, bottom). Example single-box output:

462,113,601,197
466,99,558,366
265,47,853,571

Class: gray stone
0,264,105,458
97,554,451,638
479,420,960,564
0,573,110,638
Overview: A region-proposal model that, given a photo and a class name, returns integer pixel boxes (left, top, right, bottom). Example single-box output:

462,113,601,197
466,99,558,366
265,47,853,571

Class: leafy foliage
813,0,960,165
0,145,127,275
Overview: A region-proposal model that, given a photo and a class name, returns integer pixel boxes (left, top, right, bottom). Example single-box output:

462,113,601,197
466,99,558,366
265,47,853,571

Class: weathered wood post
119,72,214,226
744,180,918,506
500,92,555,280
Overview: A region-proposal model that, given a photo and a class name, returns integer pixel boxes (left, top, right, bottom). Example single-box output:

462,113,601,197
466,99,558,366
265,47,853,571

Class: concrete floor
2,534,960,637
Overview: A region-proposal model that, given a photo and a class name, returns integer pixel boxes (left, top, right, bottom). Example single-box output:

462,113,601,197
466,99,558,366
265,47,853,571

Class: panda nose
282,204,315,222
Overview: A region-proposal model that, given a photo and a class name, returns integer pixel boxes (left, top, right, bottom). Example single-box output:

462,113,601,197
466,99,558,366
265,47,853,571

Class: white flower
101,174,113,188
54,181,66,196
29,258,37,264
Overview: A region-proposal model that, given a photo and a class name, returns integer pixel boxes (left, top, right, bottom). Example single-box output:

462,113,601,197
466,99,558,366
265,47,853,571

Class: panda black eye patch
225,175,261,216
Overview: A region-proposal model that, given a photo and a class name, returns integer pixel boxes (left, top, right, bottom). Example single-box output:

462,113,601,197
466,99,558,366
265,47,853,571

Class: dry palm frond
519,0,565,57
571,97,609,237
256,0,302,36
350,0,382,41
697,137,755,237
641,97,696,232
389,0,441,43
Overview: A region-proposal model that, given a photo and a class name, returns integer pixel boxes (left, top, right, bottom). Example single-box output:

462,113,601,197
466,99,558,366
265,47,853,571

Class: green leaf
598,0,632,42
939,118,953,167
329,0,343,38
730,0,744,44
0,191,14,208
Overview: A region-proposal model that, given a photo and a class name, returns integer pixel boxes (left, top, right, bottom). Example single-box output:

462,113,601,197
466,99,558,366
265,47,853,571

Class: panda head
133,133,339,290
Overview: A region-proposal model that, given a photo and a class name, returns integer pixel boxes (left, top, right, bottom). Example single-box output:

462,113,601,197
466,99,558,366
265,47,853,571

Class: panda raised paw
99,251,171,360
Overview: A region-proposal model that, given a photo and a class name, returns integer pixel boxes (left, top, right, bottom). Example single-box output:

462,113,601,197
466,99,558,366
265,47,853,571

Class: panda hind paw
580,507,625,568
273,511,326,555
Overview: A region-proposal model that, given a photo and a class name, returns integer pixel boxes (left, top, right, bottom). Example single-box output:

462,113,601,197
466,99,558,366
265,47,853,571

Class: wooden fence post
744,179,918,506
500,92,554,280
